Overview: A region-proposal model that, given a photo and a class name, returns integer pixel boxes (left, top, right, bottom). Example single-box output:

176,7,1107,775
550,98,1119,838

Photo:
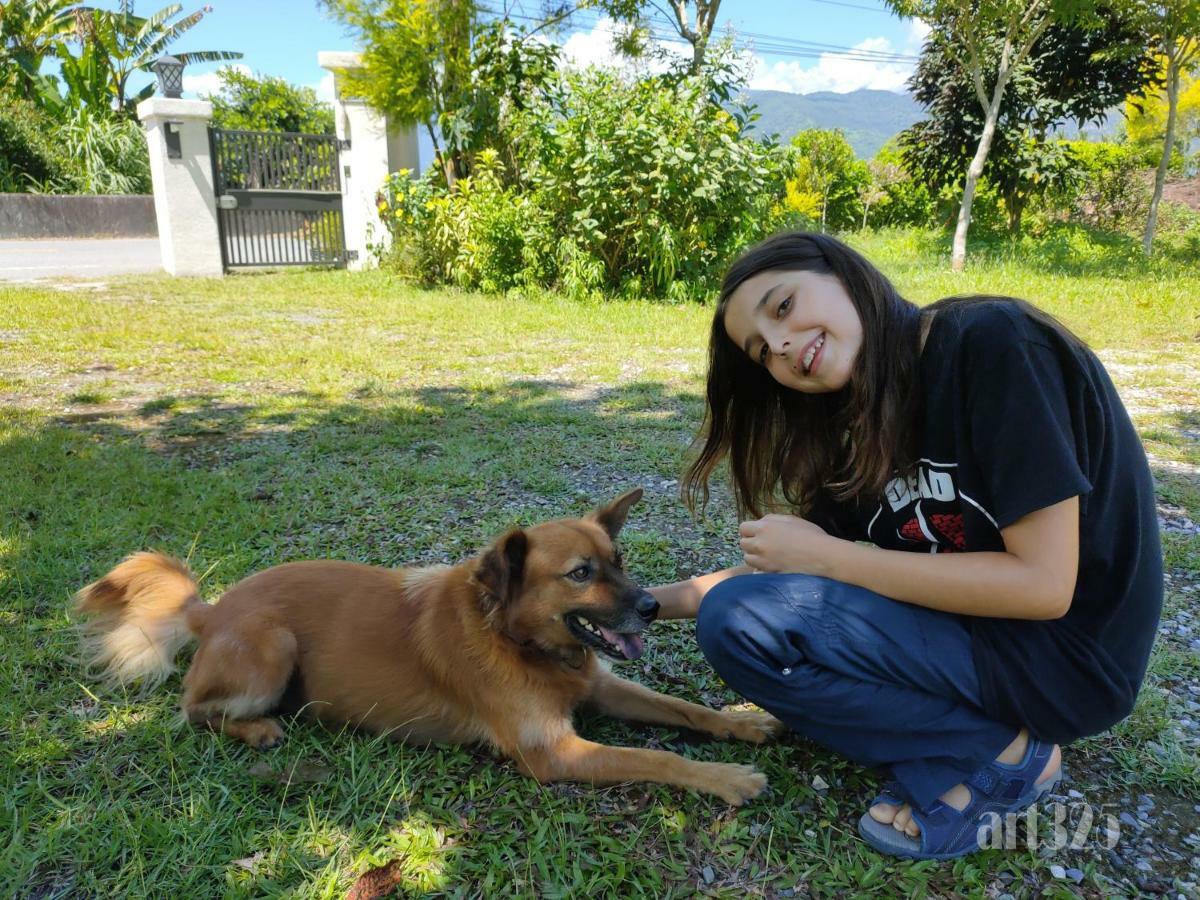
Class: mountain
742,88,925,159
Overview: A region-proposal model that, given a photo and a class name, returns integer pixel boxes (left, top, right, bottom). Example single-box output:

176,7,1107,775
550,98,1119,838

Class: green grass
1,229,1198,897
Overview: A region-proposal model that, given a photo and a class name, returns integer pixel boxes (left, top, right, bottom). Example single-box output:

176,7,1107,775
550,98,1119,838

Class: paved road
0,238,161,281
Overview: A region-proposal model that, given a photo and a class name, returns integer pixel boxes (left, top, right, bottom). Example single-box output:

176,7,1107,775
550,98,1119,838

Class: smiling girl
650,232,1162,859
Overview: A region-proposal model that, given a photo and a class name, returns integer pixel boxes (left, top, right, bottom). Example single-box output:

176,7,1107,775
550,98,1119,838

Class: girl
650,232,1162,859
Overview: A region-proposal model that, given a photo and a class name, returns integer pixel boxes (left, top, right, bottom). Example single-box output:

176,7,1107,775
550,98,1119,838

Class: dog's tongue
598,625,644,660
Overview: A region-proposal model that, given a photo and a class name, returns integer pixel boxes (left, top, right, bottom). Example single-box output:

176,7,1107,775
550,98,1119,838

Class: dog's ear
473,528,529,607
589,487,643,540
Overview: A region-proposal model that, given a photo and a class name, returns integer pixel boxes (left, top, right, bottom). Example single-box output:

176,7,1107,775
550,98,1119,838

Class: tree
900,9,1157,233
206,67,335,134
1120,0,1200,255
785,129,865,232
76,1,243,114
1126,60,1199,153
321,0,615,188
860,159,902,229
654,0,722,73
886,0,1105,270
0,0,76,101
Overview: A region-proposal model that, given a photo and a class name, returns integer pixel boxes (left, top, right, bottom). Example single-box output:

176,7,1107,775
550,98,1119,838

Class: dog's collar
500,629,587,670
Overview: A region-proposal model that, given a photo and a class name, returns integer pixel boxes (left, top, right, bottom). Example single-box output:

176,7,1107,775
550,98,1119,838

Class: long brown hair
682,232,924,519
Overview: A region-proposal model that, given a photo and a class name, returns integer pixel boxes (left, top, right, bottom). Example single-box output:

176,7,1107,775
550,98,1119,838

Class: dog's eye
566,564,592,583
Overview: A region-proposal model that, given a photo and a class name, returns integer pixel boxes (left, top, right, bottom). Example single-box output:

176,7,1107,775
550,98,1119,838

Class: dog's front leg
513,733,767,806
586,666,784,743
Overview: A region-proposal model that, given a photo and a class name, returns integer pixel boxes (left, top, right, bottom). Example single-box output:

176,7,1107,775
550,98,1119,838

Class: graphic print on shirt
866,460,999,553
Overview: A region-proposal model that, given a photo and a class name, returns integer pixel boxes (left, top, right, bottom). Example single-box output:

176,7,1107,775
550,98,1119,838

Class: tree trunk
425,120,456,190
1144,56,1180,257
952,97,1002,272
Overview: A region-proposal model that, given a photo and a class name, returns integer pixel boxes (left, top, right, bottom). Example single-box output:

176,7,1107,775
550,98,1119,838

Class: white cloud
313,72,335,103
183,63,250,99
549,18,920,95
746,37,915,94
906,18,931,50
557,17,687,76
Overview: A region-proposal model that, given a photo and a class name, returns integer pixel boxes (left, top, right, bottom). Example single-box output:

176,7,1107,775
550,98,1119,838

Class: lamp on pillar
151,55,185,99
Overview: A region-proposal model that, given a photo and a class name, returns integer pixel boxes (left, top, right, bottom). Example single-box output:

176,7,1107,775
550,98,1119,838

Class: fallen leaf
232,851,265,872
347,858,408,900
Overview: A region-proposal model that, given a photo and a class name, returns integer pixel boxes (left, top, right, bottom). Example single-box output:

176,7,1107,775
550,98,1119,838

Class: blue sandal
868,779,907,809
858,738,1062,860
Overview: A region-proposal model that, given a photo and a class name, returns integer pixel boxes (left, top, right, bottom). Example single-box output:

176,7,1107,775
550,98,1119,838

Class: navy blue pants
696,573,1018,810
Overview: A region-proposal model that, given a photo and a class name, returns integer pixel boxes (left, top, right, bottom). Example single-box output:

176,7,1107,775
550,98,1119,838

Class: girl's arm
739,496,1080,620
649,565,755,620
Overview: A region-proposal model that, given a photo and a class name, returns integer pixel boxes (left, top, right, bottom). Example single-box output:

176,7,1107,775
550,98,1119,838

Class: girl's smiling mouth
801,332,826,375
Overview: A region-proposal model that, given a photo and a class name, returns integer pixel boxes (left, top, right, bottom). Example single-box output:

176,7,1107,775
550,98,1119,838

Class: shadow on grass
6,378,859,897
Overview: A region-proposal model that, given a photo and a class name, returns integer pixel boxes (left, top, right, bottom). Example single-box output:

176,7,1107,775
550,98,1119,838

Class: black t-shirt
812,299,1162,744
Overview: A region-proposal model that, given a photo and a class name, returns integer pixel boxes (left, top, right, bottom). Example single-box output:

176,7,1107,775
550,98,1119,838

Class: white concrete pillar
136,97,223,277
318,51,420,271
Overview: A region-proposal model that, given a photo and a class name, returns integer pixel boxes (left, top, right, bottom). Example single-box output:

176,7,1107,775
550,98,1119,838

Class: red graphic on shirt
930,513,967,550
898,513,966,551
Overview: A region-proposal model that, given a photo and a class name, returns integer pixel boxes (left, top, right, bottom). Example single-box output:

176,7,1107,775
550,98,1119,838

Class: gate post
318,51,420,271
137,97,224,277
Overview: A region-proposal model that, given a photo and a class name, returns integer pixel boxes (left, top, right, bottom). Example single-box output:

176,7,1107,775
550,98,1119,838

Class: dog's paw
711,763,769,806
245,719,284,750
715,707,787,744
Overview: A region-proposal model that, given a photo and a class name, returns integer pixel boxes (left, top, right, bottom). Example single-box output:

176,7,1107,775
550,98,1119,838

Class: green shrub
52,107,151,194
380,67,786,300
1050,140,1148,232
865,140,935,229
0,96,69,192
512,68,784,299
380,151,553,293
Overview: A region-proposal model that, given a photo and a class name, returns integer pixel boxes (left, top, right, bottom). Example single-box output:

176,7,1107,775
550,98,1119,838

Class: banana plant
0,0,79,101
77,0,242,113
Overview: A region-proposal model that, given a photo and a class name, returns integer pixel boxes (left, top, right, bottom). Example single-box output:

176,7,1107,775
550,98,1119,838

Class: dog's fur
74,489,780,804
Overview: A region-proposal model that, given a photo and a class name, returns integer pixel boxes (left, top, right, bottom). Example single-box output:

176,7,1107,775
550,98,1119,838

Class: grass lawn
2,229,1198,897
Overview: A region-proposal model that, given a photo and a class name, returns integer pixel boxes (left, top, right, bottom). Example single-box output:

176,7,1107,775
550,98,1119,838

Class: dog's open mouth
565,613,645,660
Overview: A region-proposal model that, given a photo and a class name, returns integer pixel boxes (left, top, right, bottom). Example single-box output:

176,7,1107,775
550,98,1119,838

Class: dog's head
471,488,658,662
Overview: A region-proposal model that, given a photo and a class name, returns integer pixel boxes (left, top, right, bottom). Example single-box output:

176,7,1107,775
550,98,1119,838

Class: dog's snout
635,591,659,622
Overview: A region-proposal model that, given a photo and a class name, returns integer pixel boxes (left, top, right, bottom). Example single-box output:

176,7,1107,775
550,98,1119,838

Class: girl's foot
868,729,1061,839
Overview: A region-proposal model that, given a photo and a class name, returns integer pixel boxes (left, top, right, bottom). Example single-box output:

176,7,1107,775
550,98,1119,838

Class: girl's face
722,268,863,393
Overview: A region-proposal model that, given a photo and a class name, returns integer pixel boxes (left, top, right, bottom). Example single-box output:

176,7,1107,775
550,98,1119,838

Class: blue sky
95,0,928,101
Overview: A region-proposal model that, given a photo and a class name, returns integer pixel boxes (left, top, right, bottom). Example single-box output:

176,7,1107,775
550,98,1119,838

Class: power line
482,6,919,65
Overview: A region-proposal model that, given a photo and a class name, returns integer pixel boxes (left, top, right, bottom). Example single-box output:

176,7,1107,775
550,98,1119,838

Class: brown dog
74,489,780,805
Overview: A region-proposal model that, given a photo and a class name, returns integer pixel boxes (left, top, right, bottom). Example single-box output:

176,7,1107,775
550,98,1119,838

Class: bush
208,67,335,135
0,97,70,192
380,67,786,300
380,151,554,293
52,108,151,194
1050,140,1148,232
865,140,935,229
783,129,867,232
514,68,784,299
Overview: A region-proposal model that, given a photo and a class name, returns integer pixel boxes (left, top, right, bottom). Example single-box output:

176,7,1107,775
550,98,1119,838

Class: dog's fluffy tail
74,552,206,689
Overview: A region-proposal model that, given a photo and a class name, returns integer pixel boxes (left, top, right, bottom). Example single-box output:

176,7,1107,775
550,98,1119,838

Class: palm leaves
75,1,243,112
0,0,79,99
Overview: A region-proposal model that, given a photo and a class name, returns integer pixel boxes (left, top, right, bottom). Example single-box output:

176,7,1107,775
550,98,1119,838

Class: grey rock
1065,868,1085,883
702,865,714,884
1050,865,1067,879
1136,859,1154,873
1120,811,1140,828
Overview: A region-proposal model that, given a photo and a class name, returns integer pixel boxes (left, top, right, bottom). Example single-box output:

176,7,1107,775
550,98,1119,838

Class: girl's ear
588,488,644,539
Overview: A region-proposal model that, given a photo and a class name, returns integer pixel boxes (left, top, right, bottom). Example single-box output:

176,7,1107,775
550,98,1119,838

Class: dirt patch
1164,177,1200,212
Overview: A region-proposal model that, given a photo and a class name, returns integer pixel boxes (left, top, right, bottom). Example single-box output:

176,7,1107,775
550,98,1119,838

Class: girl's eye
778,297,791,316
567,564,591,583
758,343,768,365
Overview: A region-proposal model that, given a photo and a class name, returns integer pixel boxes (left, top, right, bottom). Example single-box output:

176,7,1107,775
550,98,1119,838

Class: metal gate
209,128,350,269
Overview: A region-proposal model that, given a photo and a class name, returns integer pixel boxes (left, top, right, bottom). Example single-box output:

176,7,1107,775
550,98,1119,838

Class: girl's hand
738,514,839,576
